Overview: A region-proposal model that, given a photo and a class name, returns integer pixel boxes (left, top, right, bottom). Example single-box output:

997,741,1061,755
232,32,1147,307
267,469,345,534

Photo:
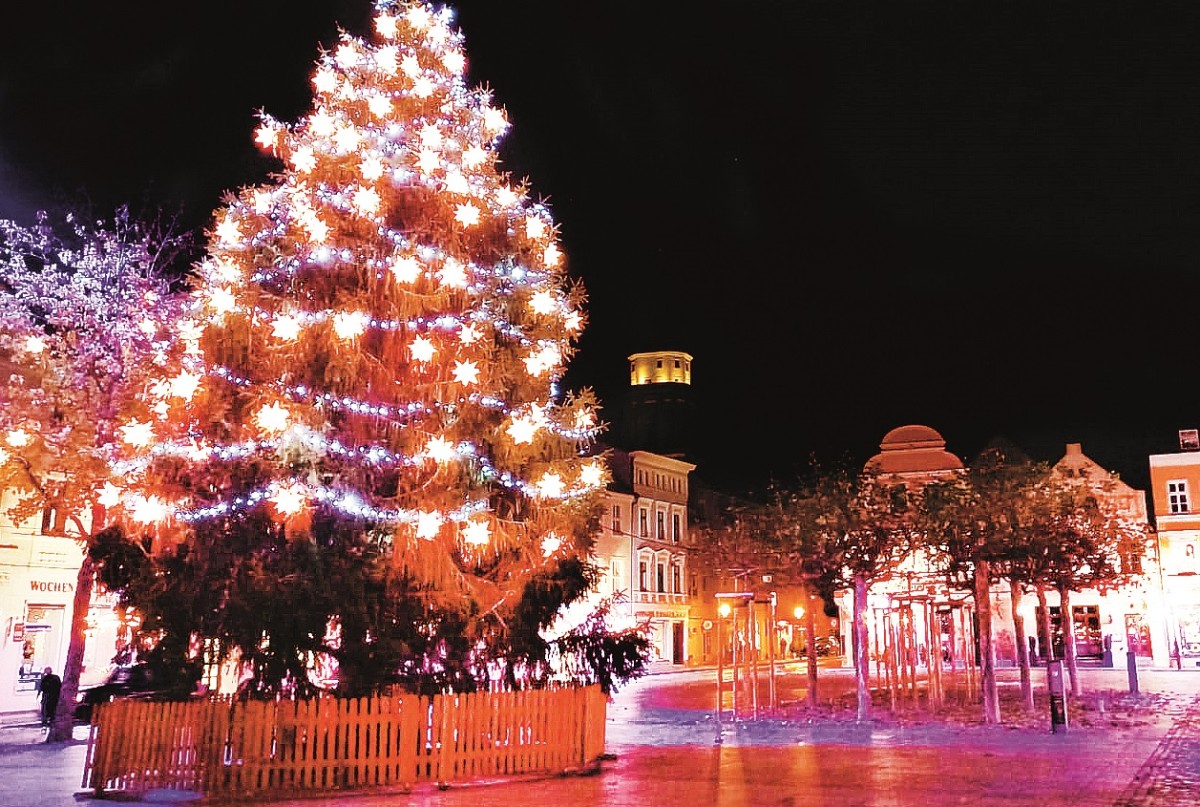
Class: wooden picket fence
81,685,608,800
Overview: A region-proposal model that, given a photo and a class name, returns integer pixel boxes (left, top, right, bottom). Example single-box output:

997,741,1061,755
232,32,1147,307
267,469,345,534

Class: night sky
2,2,1199,493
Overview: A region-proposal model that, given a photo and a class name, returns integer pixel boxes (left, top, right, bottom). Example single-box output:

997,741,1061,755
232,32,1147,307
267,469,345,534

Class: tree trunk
1010,581,1034,712
853,571,870,722
1036,585,1053,661
975,561,1000,724
1059,585,1081,697
48,554,94,743
805,585,818,709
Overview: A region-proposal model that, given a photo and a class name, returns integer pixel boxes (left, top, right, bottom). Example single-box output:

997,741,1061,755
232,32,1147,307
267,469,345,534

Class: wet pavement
0,664,1197,806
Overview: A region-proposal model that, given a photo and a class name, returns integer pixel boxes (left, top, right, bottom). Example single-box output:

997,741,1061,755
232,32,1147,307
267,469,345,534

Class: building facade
1148,429,1200,668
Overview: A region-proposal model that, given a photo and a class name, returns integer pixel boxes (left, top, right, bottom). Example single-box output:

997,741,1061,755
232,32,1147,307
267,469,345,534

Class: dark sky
2,2,1199,493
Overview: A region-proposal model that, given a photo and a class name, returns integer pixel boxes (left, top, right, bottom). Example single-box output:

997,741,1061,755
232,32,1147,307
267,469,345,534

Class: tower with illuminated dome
613,350,698,462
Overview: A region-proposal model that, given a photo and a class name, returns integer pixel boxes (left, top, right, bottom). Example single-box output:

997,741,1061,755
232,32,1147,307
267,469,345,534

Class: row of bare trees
695,448,1147,723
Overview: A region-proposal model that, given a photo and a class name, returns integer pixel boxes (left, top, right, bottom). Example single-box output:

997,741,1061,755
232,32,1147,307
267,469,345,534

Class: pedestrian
37,666,62,727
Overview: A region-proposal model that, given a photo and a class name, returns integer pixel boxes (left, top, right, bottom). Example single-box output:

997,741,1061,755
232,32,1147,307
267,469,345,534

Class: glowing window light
454,203,480,227
415,510,443,540
118,420,153,448
24,335,46,354
5,428,32,448
98,482,122,509
462,519,490,546
272,315,303,341
410,336,436,362
529,290,556,315
333,311,368,340
536,471,565,499
391,256,421,283
507,416,537,445
452,359,479,386
255,402,291,435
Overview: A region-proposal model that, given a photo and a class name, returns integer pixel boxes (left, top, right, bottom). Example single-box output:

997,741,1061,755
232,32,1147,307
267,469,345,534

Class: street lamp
793,606,804,620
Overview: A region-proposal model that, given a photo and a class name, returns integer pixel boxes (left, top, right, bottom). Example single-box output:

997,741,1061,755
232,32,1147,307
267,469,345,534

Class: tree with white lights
99,1,612,696
0,206,186,741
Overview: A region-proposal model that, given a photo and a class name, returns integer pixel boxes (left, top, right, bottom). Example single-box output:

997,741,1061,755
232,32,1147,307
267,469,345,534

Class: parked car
74,663,170,722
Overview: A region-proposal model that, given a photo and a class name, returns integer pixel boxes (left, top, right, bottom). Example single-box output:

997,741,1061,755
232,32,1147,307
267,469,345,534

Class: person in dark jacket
37,667,62,727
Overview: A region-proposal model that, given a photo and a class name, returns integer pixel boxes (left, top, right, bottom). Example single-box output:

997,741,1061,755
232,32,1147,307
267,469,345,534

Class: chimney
1180,429,1200,451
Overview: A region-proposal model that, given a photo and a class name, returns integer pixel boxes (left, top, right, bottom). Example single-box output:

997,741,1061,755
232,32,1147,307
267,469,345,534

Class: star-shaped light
24,335,46,355
525,216,546,240
454,203,480,227
579,461,606,488
574,408,596,430
413,76,435,98
444,171,470,195
97,482,122,509
425,436,457,463
333,311,368,340
462,519,490,546
118,420,153,448
536,471,565,499
334,42,360,70
415,510,443,540
254,123,278,150
507,415,537,445
442,50,466,75
458,323,481,344
272,483,307,517
310,110,336,138
292,146,317,173
564,310,583,332
169,371,202,400
462,145,487,168
130,495,168,525
420,123,444,150
313,67,338,94
401,53,422,78
208,287,236,316
543,243,562,267
215,217,241,245
333,126,361,153
353,186,380,216
368,94,392,118
541,533,563,557
392,256,421,283
360,156,385,182
255,402,290,435
407,5,433,29
494,186,518,207
417,149,441,174
375,44,399,75
375,13,398,39
0,447,9,465
439,258,468,288
452,359,480,385
272,315,302,341
483,106,507,136
410,336,436,362
252,190,273,214
529,290,556,315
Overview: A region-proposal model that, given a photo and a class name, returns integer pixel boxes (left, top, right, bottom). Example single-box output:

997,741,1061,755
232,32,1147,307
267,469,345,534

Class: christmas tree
104,0,609,695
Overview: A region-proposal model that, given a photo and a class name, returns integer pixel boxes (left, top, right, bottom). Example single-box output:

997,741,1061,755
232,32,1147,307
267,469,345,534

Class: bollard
1127,650,1139,694
1047,660,1068,733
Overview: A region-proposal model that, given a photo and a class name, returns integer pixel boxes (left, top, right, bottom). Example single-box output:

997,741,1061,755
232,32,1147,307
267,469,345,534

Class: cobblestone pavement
1114,693,1200,806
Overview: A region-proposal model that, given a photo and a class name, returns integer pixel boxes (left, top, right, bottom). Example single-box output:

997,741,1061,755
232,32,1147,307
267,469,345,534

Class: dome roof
866,424,963,475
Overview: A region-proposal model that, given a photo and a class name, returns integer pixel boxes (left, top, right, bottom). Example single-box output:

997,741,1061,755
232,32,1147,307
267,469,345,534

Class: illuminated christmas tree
105,1,609,694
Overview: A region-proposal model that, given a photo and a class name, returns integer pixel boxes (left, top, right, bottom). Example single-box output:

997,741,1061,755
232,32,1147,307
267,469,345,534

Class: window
40,501,66,536
656,562,665,592
611,505,621,533
656,359,662,368
611,560,621,593
639,561,647,591
674,359,680,368
672,513,681,543
656,512,665,540
672,564,681,594
1168,480,1190,514
639,509,648,537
